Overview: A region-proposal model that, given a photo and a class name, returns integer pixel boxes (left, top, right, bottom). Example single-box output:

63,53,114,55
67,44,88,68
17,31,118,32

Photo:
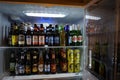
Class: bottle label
77,35,83,42
68,63,74,73
74,63,80,72
10,63,15,71
45,36,48,45
12,35,18,46
39,36,45,45
26,35,31,45
49,36,53,45
62,62,67,71
69,36,72,44
18,65,25,74
48,64,50,72
32,64,38,73
33,35,38,45
55,36,59,45
38,64,43,72
72,35,77,42
18,34,25,45
25,65,31,74
51,63,56,72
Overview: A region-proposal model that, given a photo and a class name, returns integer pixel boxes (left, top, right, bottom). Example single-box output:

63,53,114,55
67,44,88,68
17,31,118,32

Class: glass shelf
0,46,86,49
2,73,82,80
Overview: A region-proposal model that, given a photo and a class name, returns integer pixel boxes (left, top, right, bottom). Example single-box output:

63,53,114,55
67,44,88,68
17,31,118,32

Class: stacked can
67,49,74,73
74,49,80,72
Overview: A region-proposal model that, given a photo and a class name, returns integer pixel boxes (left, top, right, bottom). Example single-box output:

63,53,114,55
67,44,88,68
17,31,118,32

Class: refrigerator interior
0,2,87,80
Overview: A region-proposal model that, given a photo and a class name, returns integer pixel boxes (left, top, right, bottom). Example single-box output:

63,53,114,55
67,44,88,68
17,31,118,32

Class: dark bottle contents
32,24,39,46
11,23,19,46
64,25,70,46
72,25,77,46
9,50,16,75
50,49,56,74
31,49,39,74
77,25,83,46
38,49,44,74
48,24,54,46
60,59,68,73
26,24,32,46
39,24,45,46
18,23,25,47
25,49,31,75
8,24,13,46
54,25,60,46
44,49,50,74
18,49,25,75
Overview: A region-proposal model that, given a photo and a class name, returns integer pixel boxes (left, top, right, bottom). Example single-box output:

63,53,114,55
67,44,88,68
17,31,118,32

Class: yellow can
74,49,80,63
68,62,74,73
67,49,74,61
74,63,80,72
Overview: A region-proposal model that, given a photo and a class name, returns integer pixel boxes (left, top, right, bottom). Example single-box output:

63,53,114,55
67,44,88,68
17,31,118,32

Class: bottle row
8,23,83,47
9,48,81,75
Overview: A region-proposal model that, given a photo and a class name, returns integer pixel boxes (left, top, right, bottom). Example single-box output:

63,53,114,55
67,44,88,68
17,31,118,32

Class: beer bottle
77,25,83,46
9,50,16,75
25,49,31,75
69,26,73,46
61,59,68,73
72,24,77,46
32,24,39,46
11,23,18,46
64,25,70,46
8,24,13,46
18,23,25,47
32,49,39,74
60,25,66,46
44,49,50,74
39,24,45,46
54,25,60,46
26,24,32,46
38,49,44,74
50,49,56,74
45,26,49,46
18,49,25,75
49,24,54,46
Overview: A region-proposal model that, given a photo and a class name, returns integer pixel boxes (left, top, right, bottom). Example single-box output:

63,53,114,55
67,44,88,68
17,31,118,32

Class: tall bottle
32,24,39,46
25,49,31,75
38,49,44,74
72,24,77,46
26,23,32,46
48,24,54,46
11,23,19,46
31,49,39,74
18,23,25,47
9,50,16,75
44,49,50,74
60,25,66,46
8,24,13,46
39,24,45,46
64,25,70,46
54,25,60,46
50,49,56,74
69,26,73,46
77,25,83,46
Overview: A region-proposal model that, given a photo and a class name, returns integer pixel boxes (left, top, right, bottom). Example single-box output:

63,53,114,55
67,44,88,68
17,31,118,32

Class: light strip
25,13,66,18
85,15,101,20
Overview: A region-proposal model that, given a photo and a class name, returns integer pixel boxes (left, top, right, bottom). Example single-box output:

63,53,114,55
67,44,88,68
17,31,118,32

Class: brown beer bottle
39,24,45,46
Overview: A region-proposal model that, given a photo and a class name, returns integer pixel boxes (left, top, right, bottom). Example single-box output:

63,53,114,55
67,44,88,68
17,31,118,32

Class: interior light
25,13,66,18
85,15,101,20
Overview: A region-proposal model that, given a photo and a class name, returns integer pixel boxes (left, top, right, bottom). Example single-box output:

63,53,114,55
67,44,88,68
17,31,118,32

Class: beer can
74,49,80,63
68,62,74,73
67,49,74,62
74,63,80,72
